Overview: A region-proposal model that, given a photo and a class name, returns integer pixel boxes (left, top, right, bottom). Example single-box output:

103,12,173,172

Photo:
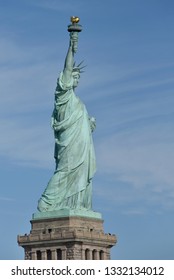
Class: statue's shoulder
57,71,73,91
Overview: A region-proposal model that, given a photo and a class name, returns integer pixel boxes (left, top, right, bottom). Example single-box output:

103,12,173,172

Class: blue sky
0,0,174,260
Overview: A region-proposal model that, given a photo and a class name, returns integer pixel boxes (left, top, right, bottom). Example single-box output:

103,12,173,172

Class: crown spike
72,60,86,73
76,60,84,68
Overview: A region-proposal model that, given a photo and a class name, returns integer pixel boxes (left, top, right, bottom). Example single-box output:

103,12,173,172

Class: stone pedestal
18,214,116,260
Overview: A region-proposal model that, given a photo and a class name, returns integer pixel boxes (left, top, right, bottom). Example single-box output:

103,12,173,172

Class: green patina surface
33,209,102,220
33,18,100,219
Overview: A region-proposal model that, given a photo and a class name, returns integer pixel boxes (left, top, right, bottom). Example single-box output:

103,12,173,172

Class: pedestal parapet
18,213,117,260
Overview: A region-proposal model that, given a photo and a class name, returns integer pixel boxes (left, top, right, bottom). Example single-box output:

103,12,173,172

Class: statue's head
72,61,86,88
72,71,80,88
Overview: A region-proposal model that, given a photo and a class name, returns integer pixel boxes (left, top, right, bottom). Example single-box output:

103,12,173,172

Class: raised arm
62,32,78,84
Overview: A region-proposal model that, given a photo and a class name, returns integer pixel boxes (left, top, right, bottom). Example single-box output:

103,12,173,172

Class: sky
0,0,174,260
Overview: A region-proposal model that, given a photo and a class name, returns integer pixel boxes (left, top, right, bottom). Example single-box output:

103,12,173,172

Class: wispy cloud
0,119,53,168
122,209,146,215
80,62,174,102
95,118,174,212
0,197,15,202
0,39,55,168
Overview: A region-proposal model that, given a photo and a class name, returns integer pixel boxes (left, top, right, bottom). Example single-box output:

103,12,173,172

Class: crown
72,61,86,74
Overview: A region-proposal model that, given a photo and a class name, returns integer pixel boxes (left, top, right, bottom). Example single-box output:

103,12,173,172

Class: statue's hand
89,117,96,132
70,32,78,53
70,31,78,41
51,119,59,131
51,117,54,129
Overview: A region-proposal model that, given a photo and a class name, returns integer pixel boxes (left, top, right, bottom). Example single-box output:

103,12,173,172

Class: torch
68,16,82,53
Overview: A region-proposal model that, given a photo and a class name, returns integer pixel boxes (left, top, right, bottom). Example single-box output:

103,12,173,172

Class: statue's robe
37,72,96,211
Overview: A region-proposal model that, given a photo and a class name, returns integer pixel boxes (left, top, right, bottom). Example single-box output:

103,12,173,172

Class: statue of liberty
37,17,96,212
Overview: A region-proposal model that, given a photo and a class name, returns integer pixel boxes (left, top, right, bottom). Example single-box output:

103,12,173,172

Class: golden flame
71,16,80,24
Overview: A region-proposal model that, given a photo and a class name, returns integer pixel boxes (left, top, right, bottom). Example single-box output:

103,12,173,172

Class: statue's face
72,72,80,88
